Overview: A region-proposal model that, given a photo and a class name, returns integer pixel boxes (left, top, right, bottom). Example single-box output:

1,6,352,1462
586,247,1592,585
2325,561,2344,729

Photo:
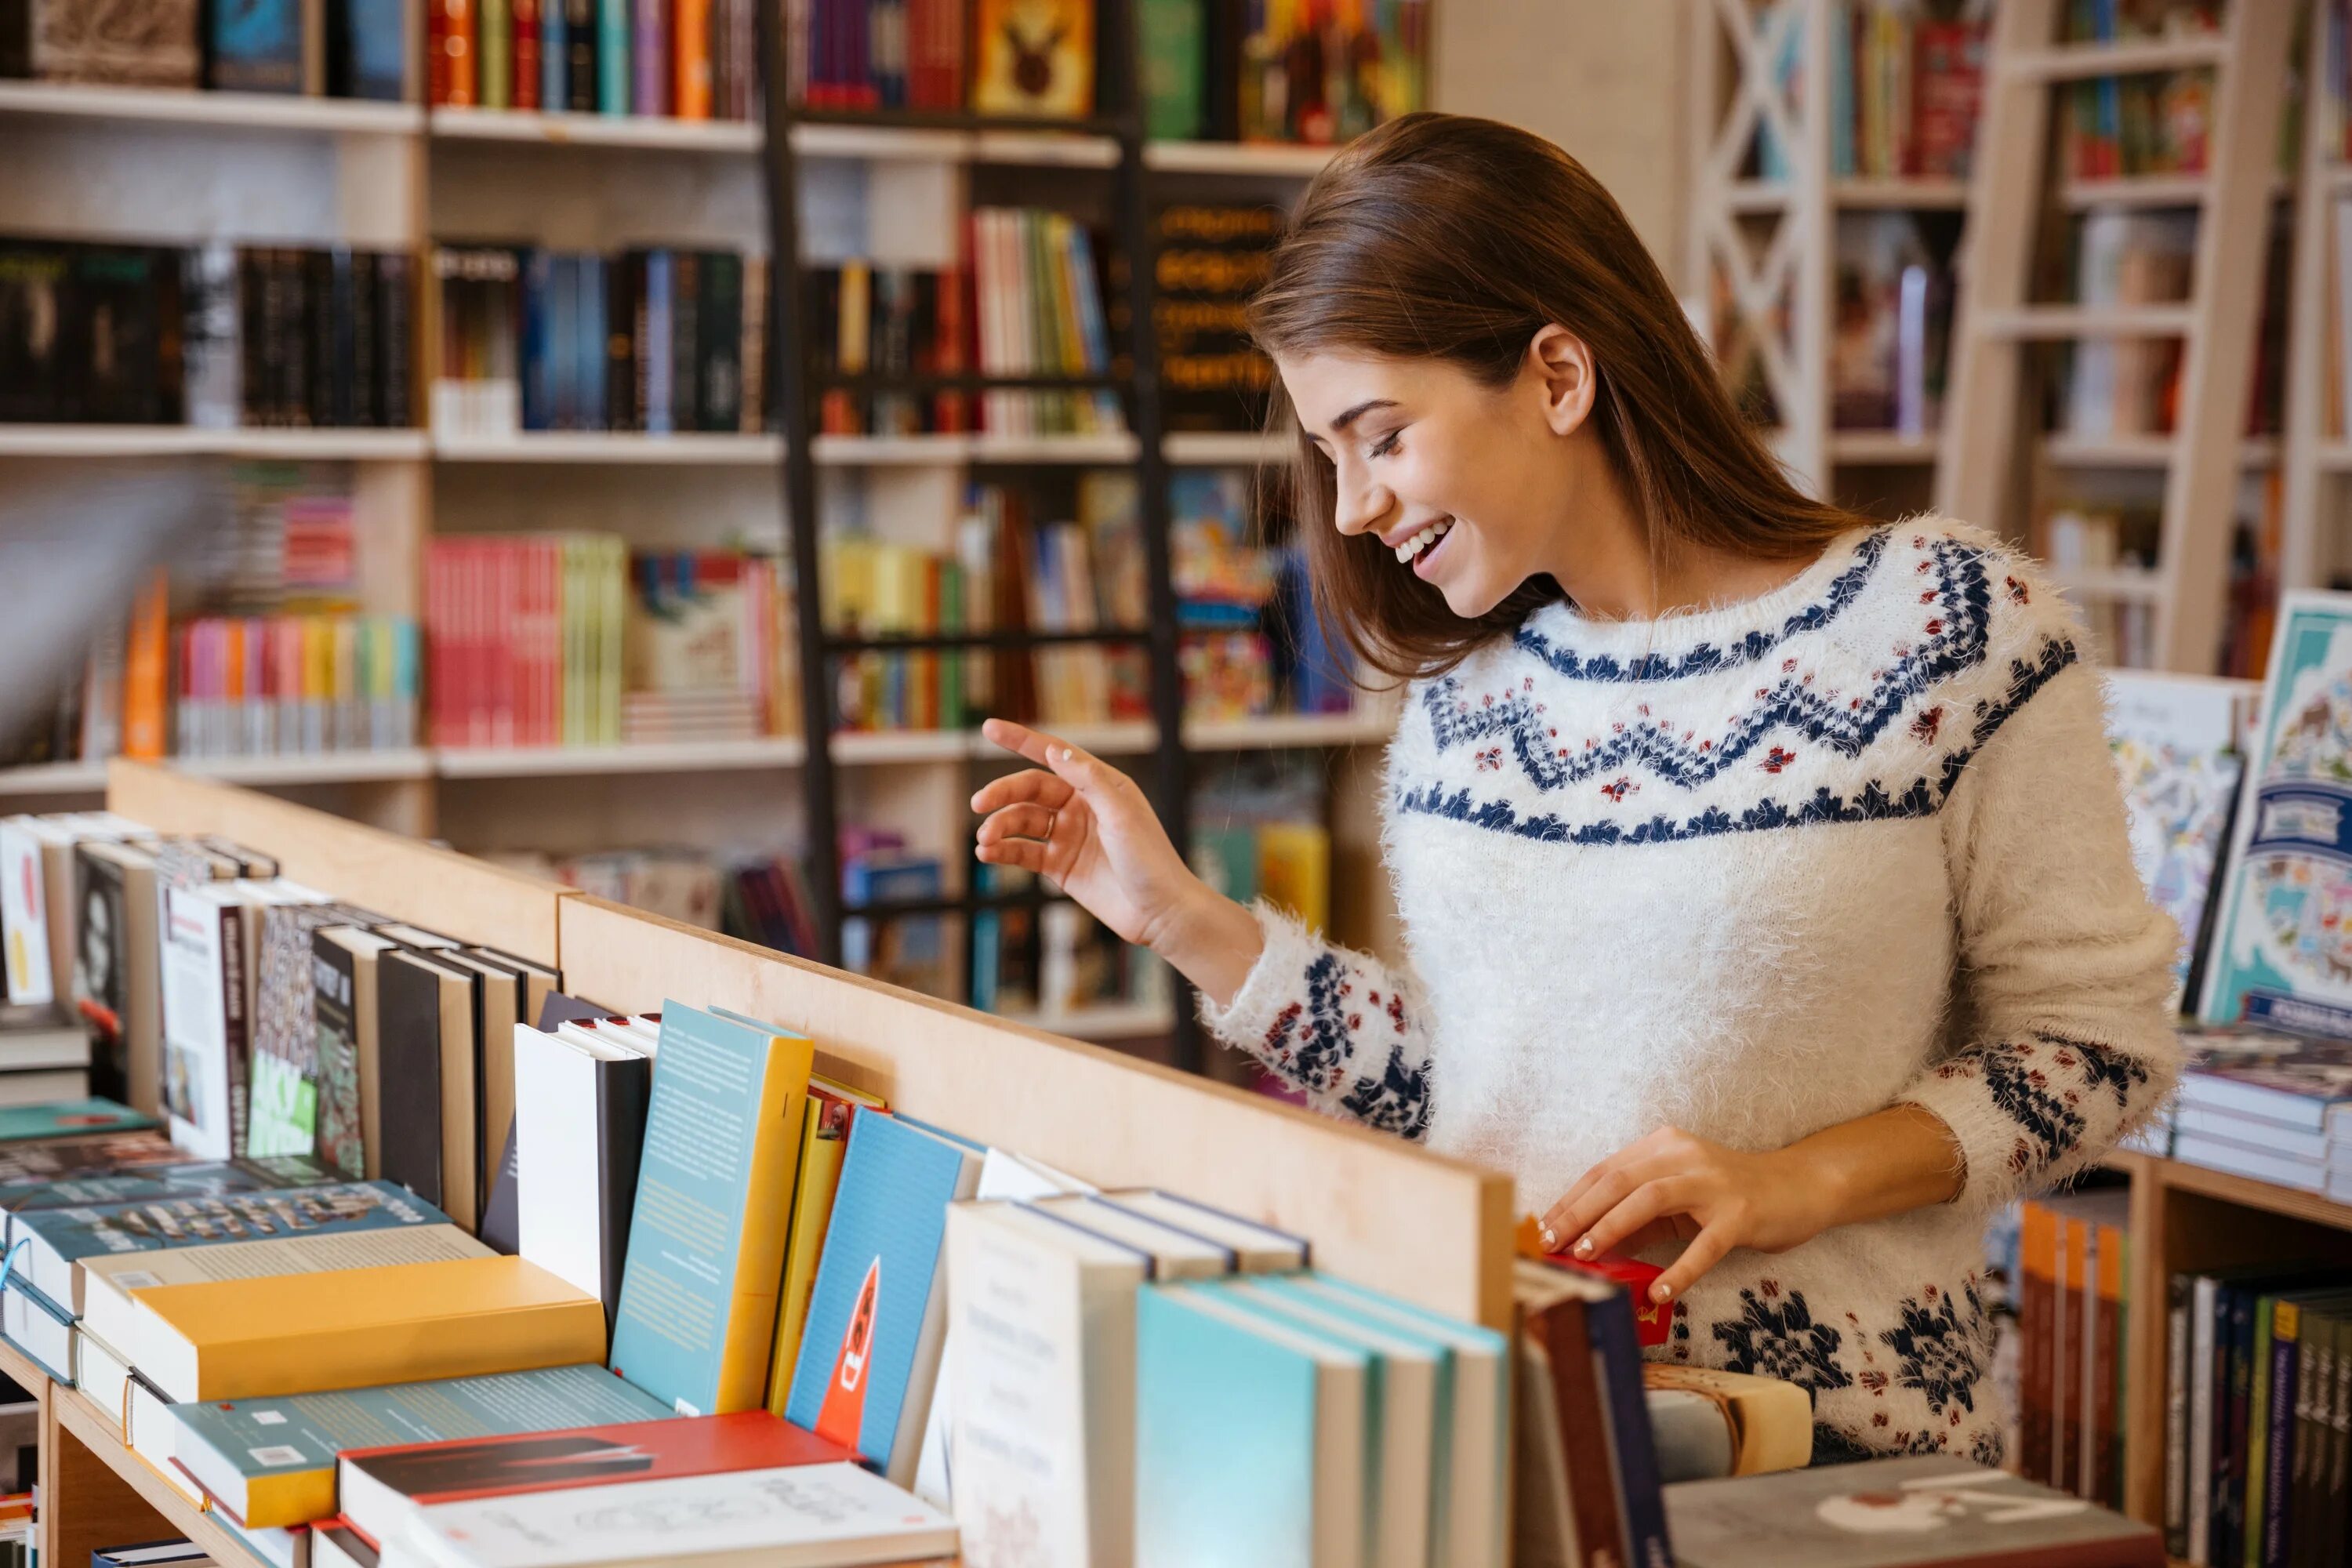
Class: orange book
2059,1210,2090,1496
2019,1201,2057,1486
120,571,169,760
674,0,713,118
443,0,477,107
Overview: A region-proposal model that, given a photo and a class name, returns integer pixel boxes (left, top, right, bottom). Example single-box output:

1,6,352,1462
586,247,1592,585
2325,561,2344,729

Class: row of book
170,613,423,760
1829,211,1954,436
1142,0,1431,146
1752,0,1985,183
809,260,969,437
424,536,800,750
968,206,1124,438
431,245,764,439
2013,1191,2132,1512
2057,0,2220,178
0,239,415,430
429,0,762,119
0,0,402,99
2063,210,2194,441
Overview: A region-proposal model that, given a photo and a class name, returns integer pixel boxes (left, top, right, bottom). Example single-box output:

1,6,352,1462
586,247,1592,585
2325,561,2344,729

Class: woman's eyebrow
1327,397,1399,434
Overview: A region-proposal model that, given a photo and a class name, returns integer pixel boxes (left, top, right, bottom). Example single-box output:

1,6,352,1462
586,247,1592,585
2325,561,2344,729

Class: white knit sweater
1200,517,2180,1463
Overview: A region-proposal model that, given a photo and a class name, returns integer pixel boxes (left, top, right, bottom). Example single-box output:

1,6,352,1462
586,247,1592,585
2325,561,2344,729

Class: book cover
2103,670,2252,1011
387,1461,955,1567
784,1105,981,1481
0,819,54,1007
248,901,369,1161
1,1153,321,1234
313,927,400,1181
132,1252,604,1405
513,1019,650,1326
0,1129,177,1189
0,1098,154,1144
171,1362,673,1529
375,949,480,1230
971,0,1091,118
606,1002,810,1417
2202,596,2352,1037
340,1411,849,1544
209,0,307,92
158,881,249,1161
74,840,160,1112
762,1077,881,1416
1664,1457,2165,1567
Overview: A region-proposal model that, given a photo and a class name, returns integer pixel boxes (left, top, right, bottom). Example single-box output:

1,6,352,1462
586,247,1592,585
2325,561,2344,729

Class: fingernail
1054,746,1070,763
1539,1226,1556,1250
1572,1236,1595,1258
1652,1282,1672,1304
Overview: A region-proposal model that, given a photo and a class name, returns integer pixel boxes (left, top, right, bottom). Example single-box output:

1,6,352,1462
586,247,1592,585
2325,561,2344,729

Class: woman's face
1276,346,1574,619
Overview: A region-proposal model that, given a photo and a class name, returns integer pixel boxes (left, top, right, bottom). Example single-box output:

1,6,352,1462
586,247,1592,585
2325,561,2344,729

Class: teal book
171,1362,675,1527
784,1106,981,1484
1136,1283,1370,1568
0,1098,156,1144
606,1002,811,1419
0,1155,327,1237
597,0,630,112
14,1179,450,1313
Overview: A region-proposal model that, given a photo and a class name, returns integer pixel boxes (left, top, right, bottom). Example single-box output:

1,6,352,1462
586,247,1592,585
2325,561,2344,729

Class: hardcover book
514,1018,650,1327
605,1002,811,1417
0,1129,178,1189
208,0,310,93
783,1105,981,1482
2103,670,2252,1011
158,881,252,1160
0,1098,154,1144
170,1362,673,1529
339,1411,851,1544
971,0,1093,118
0,818,56,1006
74,840,160,1112
1663,1457,2165,1567
13,0,200,84
375,948,481,1229
247,900,369,1161
0,1153,321,1236
383,1461,956,1568
0,1272,76,1385
762,1073,886,1417
2202,595,2352,1036
312,926,400,1179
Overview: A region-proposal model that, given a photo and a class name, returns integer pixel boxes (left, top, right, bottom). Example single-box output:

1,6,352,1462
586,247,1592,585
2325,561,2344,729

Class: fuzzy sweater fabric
1199,517,2180,1463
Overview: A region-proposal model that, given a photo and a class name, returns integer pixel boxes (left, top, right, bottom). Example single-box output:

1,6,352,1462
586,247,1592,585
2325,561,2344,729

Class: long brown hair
1247,112,1864,681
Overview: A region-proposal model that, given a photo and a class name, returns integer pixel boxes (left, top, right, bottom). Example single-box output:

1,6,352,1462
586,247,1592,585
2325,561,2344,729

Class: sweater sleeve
1897,655,2182,1213
1195,901,1437,1142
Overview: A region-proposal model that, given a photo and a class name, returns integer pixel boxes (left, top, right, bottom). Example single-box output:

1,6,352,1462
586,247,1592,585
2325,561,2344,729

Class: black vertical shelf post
758,0,844,967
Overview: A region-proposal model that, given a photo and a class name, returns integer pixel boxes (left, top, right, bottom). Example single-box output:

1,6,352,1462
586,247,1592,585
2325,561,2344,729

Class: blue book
336,0,408,100
606,1003,811,1418
0,1098,155,1144
1136,1283,1370,1566
597,0,631,112
13,1179,451,1315
1584,1277,1671,1568
0,1155,326,1240
521,251,554,432
785,1106,981,1483
542,2,570,115
210,0,308,93
575,256,607,431
548,254,578,430
643,251,674,434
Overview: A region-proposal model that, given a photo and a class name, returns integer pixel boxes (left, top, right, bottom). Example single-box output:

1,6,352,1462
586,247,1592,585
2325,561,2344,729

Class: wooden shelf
0,81,421,135
2043,432,2281,467
432,431,783,465
1188,710,1395,750
2144,1151,2352,1230
992,999,1176,1041
829,731,975,764
2003,34,2230,81
1164,430,1288,466
1827,430,1941,464
788,122,1117,167
0,762,109,797
2059,172,2212,209
434,738,808,779
430,105,759,152
1973,304,2197,339
0,426,427,459
1142,140,1338,176
2049,565,2168,603
50,1388,264,1568
1831,176,1969,209
1722,180,1792,212
178,750,433,786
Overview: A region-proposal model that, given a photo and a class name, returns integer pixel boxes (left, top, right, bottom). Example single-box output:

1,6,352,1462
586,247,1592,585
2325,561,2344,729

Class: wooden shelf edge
2143,1152,2352,1230
50,1386,265,1568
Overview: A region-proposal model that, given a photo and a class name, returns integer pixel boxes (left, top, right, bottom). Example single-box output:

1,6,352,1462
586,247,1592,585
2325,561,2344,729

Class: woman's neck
1545,464,1828,624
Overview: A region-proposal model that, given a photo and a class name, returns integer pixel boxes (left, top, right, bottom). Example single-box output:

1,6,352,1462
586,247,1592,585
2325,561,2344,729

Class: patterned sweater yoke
1200,517,2182,1463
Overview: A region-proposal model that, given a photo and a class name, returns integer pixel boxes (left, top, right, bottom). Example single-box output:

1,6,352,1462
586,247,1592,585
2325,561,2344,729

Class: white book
1098,1189,1309,1273
2,1277,74,1381
514,1022,650,1322
1221,1279,1436,1568
2171,1133,2328,1192
1029,1192,1236,1279
942,1200,1147,1568
0,818,56,1006
2188,1273,2217,1563
0,1069,88,1107
159,881,249,1160
74,1323,132,1430
381,1462,956,1568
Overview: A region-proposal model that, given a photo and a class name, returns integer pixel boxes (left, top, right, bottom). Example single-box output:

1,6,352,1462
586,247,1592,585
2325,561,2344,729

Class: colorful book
128,1252,604,1404
13,1178,447,1314
0,1098,154,1144
2203,595,2352,1036
761,1073,885,1417
971,0,1092,118
0,1130,180,1193
0,1154,321,1237
170,1363,673,1529
605,1002,811,1417
783,1105,981,1483
339,1412,851,1545
2103,670,2252,1011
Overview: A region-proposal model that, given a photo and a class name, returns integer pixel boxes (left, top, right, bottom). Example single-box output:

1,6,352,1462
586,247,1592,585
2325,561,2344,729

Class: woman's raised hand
971,718,1203,953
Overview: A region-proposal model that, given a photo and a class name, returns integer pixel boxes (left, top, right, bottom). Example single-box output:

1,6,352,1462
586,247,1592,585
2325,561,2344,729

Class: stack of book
968,207,1123,439
622,550,797,744
430,245,764,440
2167,1036,2352,1200
808,260,967,437
0,0,404,98
430,0,762,119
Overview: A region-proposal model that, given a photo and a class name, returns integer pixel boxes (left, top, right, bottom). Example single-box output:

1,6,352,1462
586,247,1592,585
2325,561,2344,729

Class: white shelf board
994,1000,1177,1041
1973,304,2194,339
435,738,808,778
1164,430,1289,466
1143,140,1337,176
0,762,107,797
1722,180,1793,212
0,80,422,134
430,105,760,152
1188,711,1396,750
2317,442,2352,472
2043,432,2278,468
2004,35,2228,82
1828,430,1940,464
789,122,1116,167
964,433,1140,464
830,730,975,764
2050,567,2167,604
178,750,434,785
808,433,1139,466
0,425,426,459
432,432,785,465
1831,177,1969,209
968,128,1122,168
2059,172,2210,209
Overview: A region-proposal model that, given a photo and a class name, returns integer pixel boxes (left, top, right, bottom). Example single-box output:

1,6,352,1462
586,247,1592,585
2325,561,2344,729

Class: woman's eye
1369,430,1401,459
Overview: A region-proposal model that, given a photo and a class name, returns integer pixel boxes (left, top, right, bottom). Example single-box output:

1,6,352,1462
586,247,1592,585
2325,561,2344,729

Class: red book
1549,1251,1669,1348
1911,20,1984,180
513,0,542,108
338,1413,851,1548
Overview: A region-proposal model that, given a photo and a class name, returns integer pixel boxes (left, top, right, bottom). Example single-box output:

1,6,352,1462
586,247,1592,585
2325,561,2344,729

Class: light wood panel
558,895,1515,1330
107,760,568,966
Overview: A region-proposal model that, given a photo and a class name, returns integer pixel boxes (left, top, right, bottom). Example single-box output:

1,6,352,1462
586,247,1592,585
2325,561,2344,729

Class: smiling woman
969,112,2180,1468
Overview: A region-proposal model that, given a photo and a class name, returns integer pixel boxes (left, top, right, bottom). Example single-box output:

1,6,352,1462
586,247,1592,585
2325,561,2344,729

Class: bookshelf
0,2,1409,1058
0,761,1508,1568
1936,0,2296,673
1686,0,1984,515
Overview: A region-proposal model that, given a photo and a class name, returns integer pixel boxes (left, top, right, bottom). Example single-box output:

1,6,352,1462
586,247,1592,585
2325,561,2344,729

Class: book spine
513,0,540,107
2265,1301,2301,1568
2224,1287,2254,1566
2249,1296,2278,1566
567,0,596,108
1588,1287,1670,1568
480,0,510,106
593,1056,651,1323
597,0,629,110
539,0,566,110
2170,1272,2193,1559
674,0,710,116
632,0,666,113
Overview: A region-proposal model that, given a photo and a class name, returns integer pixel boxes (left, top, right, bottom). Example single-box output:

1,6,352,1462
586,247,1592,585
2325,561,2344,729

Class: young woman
971,113,2177,1463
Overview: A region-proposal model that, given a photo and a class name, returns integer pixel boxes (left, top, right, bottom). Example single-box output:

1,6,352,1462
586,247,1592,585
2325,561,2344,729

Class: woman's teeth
1396,519,1453,564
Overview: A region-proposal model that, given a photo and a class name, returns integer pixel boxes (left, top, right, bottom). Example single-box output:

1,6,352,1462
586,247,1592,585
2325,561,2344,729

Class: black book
279,248,311,427
350,249,379,426
697,249,742,434
69,244,180,424
477,988,608,1257
1202,0,1245,142
376,249,412,428
566,0,595,111
237,247,269,425
0,241,70,421
608,249,641,432
72,840,159,1112
375,948,477,1222
670,248,700,434
310,247,343,429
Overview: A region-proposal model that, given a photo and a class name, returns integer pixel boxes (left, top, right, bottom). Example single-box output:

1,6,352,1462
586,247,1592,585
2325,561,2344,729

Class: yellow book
606,1004,812,1416
764,1070,887,1415
1257,821,1331,931
125,1254,604,1405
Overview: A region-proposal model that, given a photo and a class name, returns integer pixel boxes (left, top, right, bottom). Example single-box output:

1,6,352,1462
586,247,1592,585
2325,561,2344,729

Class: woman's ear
1529,324,1597,437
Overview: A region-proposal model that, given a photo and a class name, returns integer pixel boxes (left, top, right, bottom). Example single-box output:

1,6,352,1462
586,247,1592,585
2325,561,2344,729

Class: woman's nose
1333,463,1390,537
